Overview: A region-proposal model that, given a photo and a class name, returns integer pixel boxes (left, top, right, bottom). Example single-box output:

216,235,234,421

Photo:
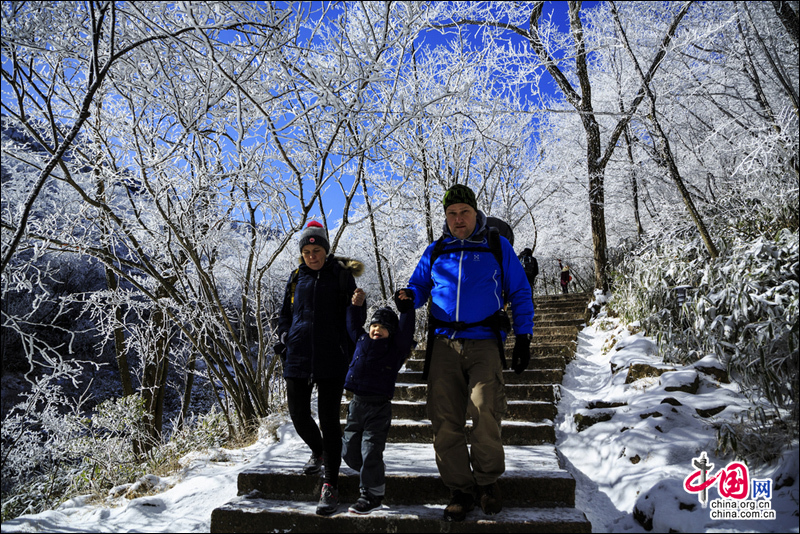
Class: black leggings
285,377,344,486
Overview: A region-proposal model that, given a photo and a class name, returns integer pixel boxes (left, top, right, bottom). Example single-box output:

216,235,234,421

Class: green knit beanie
442,184,478,212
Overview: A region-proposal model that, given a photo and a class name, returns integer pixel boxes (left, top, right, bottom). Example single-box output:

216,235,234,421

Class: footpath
211,292,593,533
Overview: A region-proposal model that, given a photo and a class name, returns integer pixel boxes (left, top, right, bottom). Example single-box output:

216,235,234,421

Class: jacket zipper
310,269,320,382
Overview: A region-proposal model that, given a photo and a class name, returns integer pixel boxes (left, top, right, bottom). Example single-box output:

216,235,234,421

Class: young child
342,288,415,514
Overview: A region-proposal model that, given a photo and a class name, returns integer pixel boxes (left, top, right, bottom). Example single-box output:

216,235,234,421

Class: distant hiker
558,259,571,294
394,184,534,522
518,248,539,294
342,290,416,514
276,221,364,516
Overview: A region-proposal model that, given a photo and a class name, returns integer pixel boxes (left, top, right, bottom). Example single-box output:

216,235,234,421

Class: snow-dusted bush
1,366,88,520
1,392,231,522
610,189,799,463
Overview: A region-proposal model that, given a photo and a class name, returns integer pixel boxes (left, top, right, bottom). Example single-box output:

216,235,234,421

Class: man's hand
393,288,415,313
511,334,532,374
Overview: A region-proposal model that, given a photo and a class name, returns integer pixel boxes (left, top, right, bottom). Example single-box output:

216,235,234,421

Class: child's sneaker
302,453,323,476
348,491,383,514
316,483,339,516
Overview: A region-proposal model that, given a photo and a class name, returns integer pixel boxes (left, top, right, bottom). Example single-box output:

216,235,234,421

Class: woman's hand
352,288,366,306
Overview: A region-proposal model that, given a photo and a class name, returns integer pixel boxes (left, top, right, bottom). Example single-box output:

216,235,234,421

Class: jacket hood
297,254,365,277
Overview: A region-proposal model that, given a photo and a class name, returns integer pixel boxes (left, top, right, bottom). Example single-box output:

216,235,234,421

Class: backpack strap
289,268,300,308
339,265,350,307
487,226,505,295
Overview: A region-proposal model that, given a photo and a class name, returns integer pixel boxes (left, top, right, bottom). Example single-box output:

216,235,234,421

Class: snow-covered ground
3,306,798,533
558,308,798,533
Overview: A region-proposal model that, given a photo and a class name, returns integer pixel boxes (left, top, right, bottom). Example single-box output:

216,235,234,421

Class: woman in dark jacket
277,221,364,516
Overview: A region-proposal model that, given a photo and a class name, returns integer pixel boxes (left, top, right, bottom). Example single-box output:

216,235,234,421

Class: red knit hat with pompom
299,220,329,254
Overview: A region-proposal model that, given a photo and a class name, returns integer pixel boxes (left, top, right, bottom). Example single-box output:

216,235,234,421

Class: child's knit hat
369,307,399,337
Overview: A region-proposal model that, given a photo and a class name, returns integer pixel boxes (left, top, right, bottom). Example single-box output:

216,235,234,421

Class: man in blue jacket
395,184,534,522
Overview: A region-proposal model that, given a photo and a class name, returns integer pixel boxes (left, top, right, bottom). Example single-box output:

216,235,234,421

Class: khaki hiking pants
426,336,507,495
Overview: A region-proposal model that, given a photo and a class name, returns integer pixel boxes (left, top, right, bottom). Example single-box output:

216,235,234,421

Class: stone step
211,498,592,533
346,400,556,422
534,307,586,316
534,292,591,304
377,420,555,445
530,335,578,345
532,326,580,337
392,383,557,403
402,354,566,373
232,444,574,507
395,368,563,385
534,318,586,328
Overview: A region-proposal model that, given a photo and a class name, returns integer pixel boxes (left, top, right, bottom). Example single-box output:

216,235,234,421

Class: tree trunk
652,123,720,258
178,352,196,430
623,124,645,237
360,157,388,300
104,267,134,396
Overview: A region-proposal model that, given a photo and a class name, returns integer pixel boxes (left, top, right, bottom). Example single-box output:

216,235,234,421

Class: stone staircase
211,292,592,533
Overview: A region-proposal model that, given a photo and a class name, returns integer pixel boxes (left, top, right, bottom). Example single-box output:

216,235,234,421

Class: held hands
393,288,415,313
511,334,532,374
352,288,366,306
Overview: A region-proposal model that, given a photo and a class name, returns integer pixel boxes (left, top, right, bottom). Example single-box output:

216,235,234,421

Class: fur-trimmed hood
297,254,364,277
337,257,365,277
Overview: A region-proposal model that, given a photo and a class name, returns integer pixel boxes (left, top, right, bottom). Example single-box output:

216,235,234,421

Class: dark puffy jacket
344,306,415,399
278,255,364,381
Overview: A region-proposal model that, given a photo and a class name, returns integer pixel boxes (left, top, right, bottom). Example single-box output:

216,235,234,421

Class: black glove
511,334,532,374
274,332,287,364
274,343,286,364
393,288,415,313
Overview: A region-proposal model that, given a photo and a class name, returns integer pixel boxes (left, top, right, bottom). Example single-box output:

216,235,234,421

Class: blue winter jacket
278,255,364,381
407,211,534,339
344,306,416,399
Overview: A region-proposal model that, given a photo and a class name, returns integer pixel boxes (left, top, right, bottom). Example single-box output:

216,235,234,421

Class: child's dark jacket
344,306,415,399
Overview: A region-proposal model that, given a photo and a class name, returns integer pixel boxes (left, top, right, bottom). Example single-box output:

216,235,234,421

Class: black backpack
522,255,538,277
486,216,514,247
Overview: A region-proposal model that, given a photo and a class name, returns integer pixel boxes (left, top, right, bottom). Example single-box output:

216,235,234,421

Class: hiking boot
478,482,503,515
443,490,475,522
348,490,383,514
316,483,339,516
302,453,323,476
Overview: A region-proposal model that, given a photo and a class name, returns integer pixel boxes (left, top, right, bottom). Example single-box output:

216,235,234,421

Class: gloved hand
511,334,532,374
393,288,415,313
274,343,286,364
275,332,287,364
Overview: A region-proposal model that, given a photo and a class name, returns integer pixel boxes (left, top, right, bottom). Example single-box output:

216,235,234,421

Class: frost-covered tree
423,1,695,291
